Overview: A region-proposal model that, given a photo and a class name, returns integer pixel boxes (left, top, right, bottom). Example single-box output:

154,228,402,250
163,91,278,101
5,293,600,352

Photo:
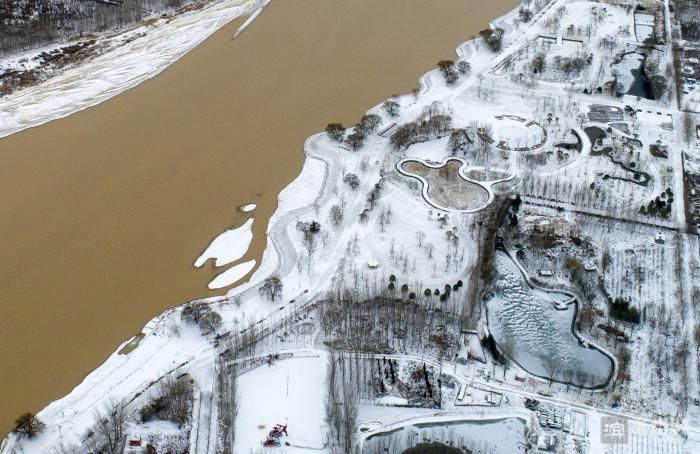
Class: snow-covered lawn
235,354,327,452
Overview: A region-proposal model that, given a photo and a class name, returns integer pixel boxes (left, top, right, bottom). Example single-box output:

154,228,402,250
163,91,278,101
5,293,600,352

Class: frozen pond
362,417,526,454
486,251,613,387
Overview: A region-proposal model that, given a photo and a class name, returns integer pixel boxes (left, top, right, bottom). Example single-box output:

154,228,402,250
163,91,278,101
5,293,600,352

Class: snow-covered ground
3,0,700,452
235,354,326,452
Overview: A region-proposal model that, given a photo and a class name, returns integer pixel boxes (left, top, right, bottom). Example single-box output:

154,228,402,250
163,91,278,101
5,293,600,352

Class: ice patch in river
194,217,253,268
208,259,256,289
240,203,256,212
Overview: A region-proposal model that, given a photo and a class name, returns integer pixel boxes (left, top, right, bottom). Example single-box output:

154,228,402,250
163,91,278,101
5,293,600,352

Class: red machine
263,424,289,448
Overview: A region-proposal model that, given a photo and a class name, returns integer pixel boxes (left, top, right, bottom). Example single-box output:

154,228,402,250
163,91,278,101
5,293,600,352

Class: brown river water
0,0,515,436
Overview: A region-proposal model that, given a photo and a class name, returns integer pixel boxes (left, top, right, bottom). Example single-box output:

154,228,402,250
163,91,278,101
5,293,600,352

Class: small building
655,232,665,244
539,270,554,277
367,259,379,269
584,262,597,272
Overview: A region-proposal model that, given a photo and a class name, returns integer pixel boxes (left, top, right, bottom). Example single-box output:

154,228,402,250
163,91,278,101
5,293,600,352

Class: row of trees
215,356,238,453
139,375,193,428
436,59,470,85
325,113,382,151
319,293,468,359
479,27,504,52
325,350,357,454
390,102,452,150
181,300,222,335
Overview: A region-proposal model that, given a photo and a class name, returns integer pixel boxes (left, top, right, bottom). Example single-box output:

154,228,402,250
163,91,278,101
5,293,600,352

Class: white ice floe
208,259,256,289
194,217,253,268
240,203,257,212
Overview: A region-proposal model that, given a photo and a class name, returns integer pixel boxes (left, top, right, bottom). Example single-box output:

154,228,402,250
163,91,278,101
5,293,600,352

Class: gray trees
479,27,504,52
259,276,283,301
140,375,193,427
302,229,317,273
1,0,195,55
682,107,695,146
199,310,222,335
345,129,365,150
575,370,589,394
329,204,344,227
499,337,515,378
182,301,222,336
325,123,345,142
93,400,127,454
325,351,357,454
532,53,545,74
12,412,45,438
382,100,400,117
448,128,473,154
359,114,382,135
437,60,459,84
543,356,560,387
649,74,668,100
343,173,360,190
216,357,238,454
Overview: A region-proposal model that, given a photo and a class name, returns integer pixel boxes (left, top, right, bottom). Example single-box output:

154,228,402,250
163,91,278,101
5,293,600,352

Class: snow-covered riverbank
0,0,261,139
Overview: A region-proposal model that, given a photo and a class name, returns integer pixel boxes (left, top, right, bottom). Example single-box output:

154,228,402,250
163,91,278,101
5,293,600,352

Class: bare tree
499,337,515,378
325,351,357,453
437,60,458,84
329,204,344,227
345,128,366,150
12,412,45,438
543,356,560,387
382,100,400,117
458,61,470,75
216,358,238,453
416,231,426,247
302,229,317,273
575,370,589,394
140,375,193,427
259,276,283,301
93,400,127,454
359,114,382,135
343,173,360,190
325,123,345,142
199,310,222,335
448,128,473,154
682,107,695,146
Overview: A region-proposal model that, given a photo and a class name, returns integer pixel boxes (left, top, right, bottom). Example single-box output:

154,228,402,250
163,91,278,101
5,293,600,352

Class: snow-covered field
235,354,326,452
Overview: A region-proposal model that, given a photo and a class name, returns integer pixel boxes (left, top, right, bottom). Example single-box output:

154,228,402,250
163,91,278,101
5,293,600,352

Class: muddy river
0,0,515,435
